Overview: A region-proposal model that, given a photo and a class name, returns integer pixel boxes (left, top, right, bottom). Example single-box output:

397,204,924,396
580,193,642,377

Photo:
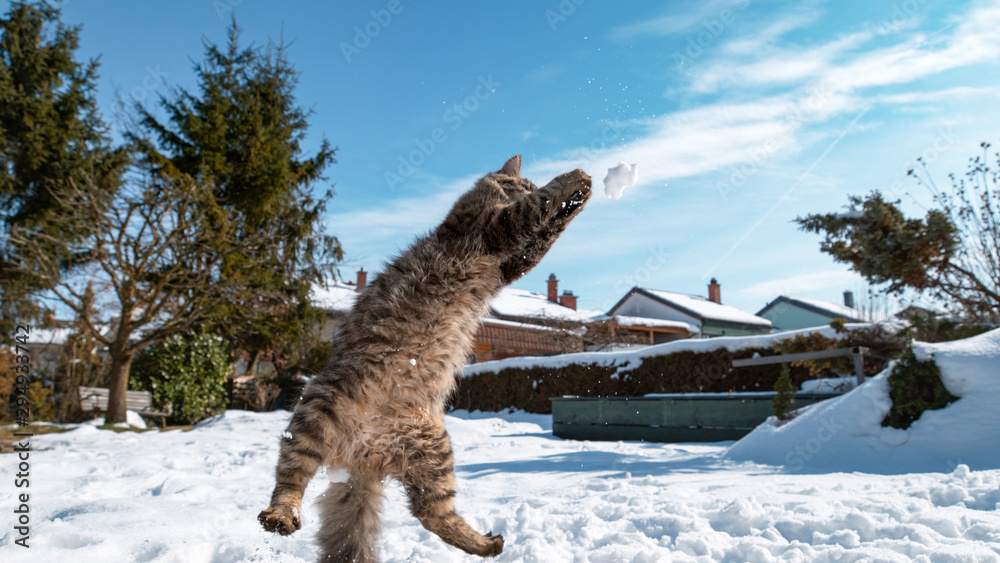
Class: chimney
559,290,577,310
843,290,855,309
356,268,367,292
547,273,558,303
708,278,721,304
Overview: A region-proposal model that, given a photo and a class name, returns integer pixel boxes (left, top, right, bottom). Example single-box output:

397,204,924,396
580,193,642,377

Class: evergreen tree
127,22,341,372
0,1,127,332
772,363,796,422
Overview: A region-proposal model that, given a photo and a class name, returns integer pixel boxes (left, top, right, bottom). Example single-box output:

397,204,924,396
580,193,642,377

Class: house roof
758,296,863,322
597,314,699,334
311,281,360,313
489,288,602,323
312,283,603,324
612,287,773,328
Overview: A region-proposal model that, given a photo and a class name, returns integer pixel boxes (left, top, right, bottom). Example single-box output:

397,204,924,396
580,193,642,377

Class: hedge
450,327,901,414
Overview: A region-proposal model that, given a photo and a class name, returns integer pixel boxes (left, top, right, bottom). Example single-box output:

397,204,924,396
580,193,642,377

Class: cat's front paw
258,504,301,535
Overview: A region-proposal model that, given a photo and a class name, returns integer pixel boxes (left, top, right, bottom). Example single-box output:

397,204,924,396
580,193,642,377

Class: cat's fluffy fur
259,156,592,562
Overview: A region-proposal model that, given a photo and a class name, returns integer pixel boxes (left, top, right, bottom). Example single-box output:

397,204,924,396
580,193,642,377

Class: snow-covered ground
2,330,998,562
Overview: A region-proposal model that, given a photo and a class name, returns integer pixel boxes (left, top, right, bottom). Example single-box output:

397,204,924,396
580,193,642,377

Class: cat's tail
316,473,384,563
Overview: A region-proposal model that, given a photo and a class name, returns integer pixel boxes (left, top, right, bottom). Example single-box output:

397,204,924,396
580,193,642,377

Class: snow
489,288,603,323
799,376,857,394
643,288,774,327
82,409,148,430
5,401,999,562
310,281,359,313
726,328,1000,474
27,326,74,346
604,314,699,334
603,161,639,200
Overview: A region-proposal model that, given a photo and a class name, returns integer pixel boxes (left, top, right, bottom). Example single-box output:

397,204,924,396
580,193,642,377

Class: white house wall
614,293,702,330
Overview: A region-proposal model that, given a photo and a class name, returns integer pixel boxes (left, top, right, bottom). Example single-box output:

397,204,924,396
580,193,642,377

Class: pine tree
797,143,1000,323
772,363,796,422
127,21,341,373
0,1,127,332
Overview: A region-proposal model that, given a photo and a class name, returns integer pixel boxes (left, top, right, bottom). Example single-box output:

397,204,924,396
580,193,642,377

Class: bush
881,349,957,429
130,331,233,424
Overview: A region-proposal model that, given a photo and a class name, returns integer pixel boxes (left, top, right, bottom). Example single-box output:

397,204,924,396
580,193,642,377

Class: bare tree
911,143,1000,322
10,173,267,423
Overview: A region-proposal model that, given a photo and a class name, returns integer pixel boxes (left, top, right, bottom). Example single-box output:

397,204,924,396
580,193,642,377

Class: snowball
603,162,639,200
409,358,417,366
328,468,350,483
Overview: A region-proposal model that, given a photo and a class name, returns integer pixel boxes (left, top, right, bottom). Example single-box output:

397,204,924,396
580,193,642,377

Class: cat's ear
499,155,522,177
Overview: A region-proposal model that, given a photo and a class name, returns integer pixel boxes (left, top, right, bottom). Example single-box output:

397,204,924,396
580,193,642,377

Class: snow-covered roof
30,327,73,346
640,288,773,327
311,281,360,313
481,317,558,332
765,295,864,322
489,288,602,324
605,314,699,334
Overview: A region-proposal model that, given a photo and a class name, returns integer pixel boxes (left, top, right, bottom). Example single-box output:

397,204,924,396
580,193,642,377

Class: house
608,279,773,339
756,292,863,331
310,269,365,342
26,323,74,380
311,271,602,363
476,274,605,362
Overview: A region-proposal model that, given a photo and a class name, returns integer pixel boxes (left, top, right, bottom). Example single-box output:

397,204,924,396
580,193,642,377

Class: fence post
852,347,867,385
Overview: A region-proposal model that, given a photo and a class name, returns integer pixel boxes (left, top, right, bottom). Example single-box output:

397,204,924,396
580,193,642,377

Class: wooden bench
78,386,169,426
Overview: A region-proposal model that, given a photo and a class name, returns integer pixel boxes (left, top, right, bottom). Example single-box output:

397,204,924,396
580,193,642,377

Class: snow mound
726,328,1000,474
84,409,148,429
603,161,638,199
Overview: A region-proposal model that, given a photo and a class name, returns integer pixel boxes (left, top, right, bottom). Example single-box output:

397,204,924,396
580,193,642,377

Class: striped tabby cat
259,155,592,562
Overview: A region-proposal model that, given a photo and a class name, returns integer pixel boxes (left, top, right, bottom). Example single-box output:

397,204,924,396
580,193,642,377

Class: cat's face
435,155,535,243
435,155,590,269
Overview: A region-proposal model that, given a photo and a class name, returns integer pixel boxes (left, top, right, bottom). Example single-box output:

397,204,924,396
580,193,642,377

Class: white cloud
325,174,476,251
735,270,861,304
692,29,874,93
692,0,1000,97
608,0,750,40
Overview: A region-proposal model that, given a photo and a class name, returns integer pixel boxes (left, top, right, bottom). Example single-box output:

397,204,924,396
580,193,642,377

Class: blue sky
36,0,1000,316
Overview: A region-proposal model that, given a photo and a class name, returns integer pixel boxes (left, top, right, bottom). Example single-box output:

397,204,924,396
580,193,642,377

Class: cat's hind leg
315,473,384,563
399,427,504,558
259,392,339,535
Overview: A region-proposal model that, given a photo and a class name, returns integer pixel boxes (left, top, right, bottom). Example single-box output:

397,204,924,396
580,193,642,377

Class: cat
258,155,592,562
